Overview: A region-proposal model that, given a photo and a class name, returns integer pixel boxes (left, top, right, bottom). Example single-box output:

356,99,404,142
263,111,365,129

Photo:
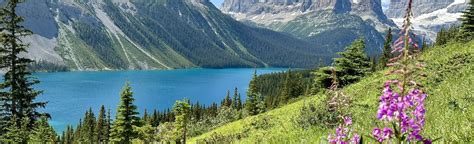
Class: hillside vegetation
191,40,474,143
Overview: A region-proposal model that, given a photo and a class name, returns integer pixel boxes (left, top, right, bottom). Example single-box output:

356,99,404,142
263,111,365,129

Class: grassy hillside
191,40,474,143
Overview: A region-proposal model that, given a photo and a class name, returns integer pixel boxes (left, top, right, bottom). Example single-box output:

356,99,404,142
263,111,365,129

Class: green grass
190,40,474,143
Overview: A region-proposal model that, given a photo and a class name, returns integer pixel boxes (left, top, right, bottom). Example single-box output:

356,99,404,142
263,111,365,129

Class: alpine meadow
0,0,472,143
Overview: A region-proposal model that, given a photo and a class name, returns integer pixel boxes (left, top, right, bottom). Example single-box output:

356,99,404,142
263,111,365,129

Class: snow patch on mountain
391,0,466,41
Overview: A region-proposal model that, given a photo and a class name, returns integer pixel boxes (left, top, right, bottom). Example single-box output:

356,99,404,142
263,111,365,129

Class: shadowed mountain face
220,0,396,56
11,0,331,70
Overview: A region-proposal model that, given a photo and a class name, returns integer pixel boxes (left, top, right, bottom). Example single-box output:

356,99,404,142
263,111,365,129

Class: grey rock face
17,0,58,39
385,0,455,18
222,0,352,14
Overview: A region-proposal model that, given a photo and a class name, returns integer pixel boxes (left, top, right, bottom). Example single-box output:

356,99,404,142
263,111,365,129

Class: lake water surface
33,68,286,132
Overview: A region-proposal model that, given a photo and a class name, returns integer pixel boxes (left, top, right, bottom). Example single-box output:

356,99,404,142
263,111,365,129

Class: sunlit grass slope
191,40,474,143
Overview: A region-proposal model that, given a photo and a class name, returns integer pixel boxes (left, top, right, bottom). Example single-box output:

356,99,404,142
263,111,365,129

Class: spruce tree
245,70,260,115
105,108,112,143
173,99,191,144
110,82,141,143
460,0,474,40
81,108,96,143
74,119,82,143
232,88,242,110
30,116,56,143
222,90,232,107
96,105,107,143
0,0,47,132
333,38,371,86
279,69,293,104
378,28,393,69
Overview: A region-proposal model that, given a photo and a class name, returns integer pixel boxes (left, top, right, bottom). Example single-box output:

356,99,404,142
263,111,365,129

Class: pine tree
30,116,56,143
110,82,141,143
333,38,371,86
0,0,47,132
173,99,191,144
96,105,107,143
378,28,393,69
460,0,474,40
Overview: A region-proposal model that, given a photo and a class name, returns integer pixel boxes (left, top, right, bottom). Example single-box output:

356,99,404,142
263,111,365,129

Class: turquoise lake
33,68,286,133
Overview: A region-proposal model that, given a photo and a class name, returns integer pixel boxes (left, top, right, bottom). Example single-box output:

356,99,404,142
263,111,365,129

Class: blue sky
210,0,391,9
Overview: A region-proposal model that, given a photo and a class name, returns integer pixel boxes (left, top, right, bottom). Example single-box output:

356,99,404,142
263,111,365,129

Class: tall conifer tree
460,0,474,40
96,105,107,143
378,28,393,69
0,0,47,132
333,38,371,86
111,82,141,143
173,99,191,144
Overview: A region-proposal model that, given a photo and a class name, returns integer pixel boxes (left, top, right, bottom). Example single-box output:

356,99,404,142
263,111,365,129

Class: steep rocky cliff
221,0,396,55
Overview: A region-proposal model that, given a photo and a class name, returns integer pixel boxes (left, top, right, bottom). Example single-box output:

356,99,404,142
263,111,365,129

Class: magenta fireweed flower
328,116,360,144
373,81,429,142
344,116,352,126
372,127,393,142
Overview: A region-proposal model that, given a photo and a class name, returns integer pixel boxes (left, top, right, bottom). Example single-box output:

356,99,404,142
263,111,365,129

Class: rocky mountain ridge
9,0,330,70
221,0,396,55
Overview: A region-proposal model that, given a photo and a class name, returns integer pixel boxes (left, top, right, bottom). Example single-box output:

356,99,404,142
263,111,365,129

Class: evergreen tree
333,38,371,86
173,99,191,144
143,109,149,125
371,56,377,72
279,69,304,105
232,88,242,110
62,125,74,144
279,69,292,104
74,119,82,143
222,90,232,107
81,108,96,143
460,0,474,40
378,28,393,69
30,116,56,143
0,0,47,132
0,115,30,143
110,82,141,143
136,123,155,144
245,70,261,115
96,105,107,143
151,109,160,127
105,108,112,143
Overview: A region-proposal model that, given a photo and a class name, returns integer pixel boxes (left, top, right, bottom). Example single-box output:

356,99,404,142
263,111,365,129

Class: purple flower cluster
328,116,360,144
373,80,429,142
372,127,393,142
